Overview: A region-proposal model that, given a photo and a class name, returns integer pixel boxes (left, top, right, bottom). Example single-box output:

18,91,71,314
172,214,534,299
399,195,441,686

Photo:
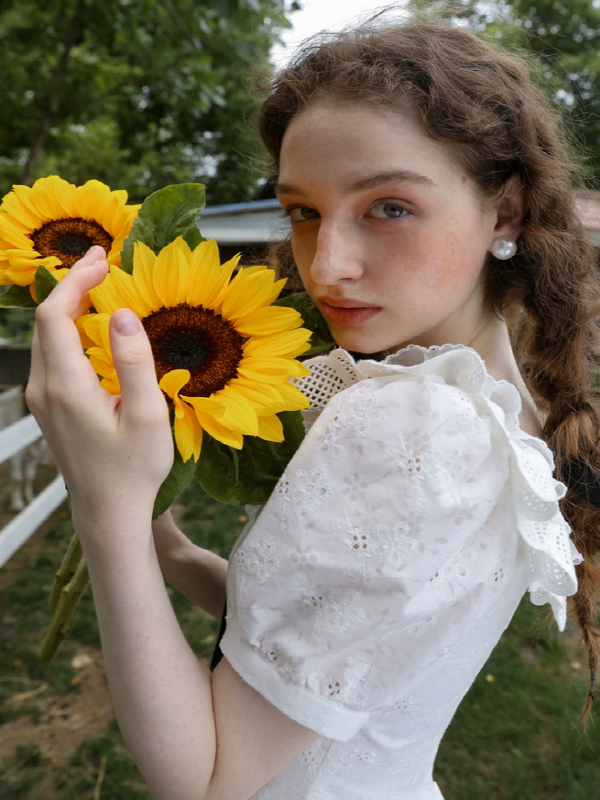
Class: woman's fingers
34,255,109,381
108,309,168,426
27,247,107,410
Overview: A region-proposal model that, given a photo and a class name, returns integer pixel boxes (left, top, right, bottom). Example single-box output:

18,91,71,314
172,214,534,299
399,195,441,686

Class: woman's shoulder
295,343,517,442
285,345,512,514
288,344,581,631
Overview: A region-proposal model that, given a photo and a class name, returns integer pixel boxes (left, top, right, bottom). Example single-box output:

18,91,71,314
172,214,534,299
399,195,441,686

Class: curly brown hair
258,18,600,721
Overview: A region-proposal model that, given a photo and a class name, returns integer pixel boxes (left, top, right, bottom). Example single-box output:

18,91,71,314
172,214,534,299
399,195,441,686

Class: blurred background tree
0,0,296,206
413,0,600,184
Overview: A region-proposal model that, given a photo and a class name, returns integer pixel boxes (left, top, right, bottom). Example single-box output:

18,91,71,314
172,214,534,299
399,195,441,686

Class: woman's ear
493,173,526,242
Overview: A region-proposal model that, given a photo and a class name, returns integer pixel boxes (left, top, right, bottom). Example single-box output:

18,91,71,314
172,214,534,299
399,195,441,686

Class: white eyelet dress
220,344,582,800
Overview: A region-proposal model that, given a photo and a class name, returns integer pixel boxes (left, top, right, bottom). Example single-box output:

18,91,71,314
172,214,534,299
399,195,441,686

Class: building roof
198,192,600,247
199,199,289,245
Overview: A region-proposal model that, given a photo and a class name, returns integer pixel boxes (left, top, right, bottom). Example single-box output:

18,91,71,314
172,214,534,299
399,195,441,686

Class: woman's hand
25,245,174,528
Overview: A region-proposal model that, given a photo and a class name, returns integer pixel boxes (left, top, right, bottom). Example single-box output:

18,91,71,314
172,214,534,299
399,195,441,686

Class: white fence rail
0,389,67,569
0,413,44,464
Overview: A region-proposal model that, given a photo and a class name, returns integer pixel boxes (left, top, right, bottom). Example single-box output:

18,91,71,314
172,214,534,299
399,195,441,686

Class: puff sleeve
220,371,522,740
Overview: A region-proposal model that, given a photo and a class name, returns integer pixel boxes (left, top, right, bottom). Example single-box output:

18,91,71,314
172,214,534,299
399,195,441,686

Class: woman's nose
309,221,364,285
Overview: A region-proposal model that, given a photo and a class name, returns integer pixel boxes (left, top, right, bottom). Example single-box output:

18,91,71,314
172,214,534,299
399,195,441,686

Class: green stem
48,533,82,612
38,559,89,662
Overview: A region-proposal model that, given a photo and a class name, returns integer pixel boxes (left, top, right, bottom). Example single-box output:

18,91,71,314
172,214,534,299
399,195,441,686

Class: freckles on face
278,102,497,352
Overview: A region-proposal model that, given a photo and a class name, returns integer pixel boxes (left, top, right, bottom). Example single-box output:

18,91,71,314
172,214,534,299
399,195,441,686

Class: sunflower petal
89,274,131,315
242,328,312,358
159,369,191,405
221,269,285,321
174,401,203,463
227,377,286,413
2,188,46,229
238,356,310,382
188,404,244,449
234,305,303,336
273,380,310,410
77,312,111,347
97,191,128,234
255,414,284,442
108,264,153,317
237,264,268,275
0,217,35,249
153,237,190,307
132,242,162,310
30,176,75,220
212,388,259,435
187,240,239,309
74,180,111,221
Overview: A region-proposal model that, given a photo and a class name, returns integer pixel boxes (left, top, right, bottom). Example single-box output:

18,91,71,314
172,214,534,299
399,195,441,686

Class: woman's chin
330,331,392,356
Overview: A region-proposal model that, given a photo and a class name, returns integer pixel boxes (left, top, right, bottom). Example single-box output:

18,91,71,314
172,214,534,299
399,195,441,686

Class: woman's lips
319,299,382,326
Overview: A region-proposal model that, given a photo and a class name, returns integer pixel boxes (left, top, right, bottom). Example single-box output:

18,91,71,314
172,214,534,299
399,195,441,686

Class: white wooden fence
0,390,67,568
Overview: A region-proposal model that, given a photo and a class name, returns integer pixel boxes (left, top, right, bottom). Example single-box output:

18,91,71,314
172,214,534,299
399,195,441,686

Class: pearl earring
491,237,517,260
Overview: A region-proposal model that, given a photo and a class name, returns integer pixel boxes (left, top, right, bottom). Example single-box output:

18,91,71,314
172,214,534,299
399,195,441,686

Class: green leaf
274,291,334,356
196,410,306,505
152,442,197,520
120,217,156,274
0,284,37,309
34,267,59,304
120,183,206,274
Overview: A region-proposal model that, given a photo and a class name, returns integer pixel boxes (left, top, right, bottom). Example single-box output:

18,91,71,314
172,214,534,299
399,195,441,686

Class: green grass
0,482,245,799
434,600,600,799
1,482,600,798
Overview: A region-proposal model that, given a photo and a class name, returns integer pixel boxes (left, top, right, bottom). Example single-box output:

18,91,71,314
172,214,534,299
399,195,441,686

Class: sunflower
76,236,311,462
0,175,140,295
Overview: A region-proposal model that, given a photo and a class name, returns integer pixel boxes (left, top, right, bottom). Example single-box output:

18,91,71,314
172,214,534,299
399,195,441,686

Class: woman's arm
152,510,227,619
27,249,317,800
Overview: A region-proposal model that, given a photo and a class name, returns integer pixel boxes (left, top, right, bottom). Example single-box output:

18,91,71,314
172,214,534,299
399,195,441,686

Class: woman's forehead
278,101,466,192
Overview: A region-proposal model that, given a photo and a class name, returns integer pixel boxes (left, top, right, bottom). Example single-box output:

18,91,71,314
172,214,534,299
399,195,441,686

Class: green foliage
411,0,600,184
33,266,59,305
434,596,600,798
0,485,245,798
152,440,196,520
0,285,37,310
274,290,335,355
195,410,305,505
0,0,295,204
120,183,206,273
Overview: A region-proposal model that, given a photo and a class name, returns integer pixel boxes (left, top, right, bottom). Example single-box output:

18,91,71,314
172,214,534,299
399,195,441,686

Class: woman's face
277,101,516,354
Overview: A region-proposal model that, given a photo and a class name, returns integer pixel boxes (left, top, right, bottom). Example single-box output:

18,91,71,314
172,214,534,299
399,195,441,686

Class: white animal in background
0,385,55,512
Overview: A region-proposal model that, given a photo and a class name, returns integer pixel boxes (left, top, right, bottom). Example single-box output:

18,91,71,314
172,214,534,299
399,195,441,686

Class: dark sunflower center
32,217,114,268
143,303,244,397
160,334,208,370
54,233,93,256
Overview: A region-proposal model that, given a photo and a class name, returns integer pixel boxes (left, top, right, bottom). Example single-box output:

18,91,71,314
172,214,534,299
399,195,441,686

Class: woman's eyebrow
275,169,436,198
349,169,436,192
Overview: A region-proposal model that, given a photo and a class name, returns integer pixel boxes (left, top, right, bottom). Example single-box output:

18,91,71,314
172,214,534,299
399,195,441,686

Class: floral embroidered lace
220,344,582,800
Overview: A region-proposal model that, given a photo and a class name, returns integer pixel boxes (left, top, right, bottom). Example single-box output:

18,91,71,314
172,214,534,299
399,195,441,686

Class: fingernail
112,310,141,336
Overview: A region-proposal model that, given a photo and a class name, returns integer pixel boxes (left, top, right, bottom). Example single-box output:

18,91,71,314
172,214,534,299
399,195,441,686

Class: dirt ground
0,463,115,788
0,482,187,790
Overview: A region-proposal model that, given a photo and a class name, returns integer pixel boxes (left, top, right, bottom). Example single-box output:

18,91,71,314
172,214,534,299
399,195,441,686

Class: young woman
26,18,600,800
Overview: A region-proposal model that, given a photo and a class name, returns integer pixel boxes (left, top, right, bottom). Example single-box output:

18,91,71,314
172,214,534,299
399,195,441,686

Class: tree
471,1,600,184
408,0,600,185
0,0,296,205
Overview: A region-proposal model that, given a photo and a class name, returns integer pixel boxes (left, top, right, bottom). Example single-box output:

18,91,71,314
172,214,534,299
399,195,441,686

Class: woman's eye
370,202,408,219
288,207,320,222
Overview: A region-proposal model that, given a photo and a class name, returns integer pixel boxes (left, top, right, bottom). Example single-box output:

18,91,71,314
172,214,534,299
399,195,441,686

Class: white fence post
0,387,68,569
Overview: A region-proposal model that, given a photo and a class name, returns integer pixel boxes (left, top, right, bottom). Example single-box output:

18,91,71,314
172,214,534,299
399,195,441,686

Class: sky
271,1,407,67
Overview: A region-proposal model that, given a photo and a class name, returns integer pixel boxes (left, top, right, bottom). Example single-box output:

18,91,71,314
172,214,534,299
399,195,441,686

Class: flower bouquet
0,176,334,659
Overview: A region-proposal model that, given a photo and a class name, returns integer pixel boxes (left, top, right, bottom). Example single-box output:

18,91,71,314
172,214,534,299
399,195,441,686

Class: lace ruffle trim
294,344,583,631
